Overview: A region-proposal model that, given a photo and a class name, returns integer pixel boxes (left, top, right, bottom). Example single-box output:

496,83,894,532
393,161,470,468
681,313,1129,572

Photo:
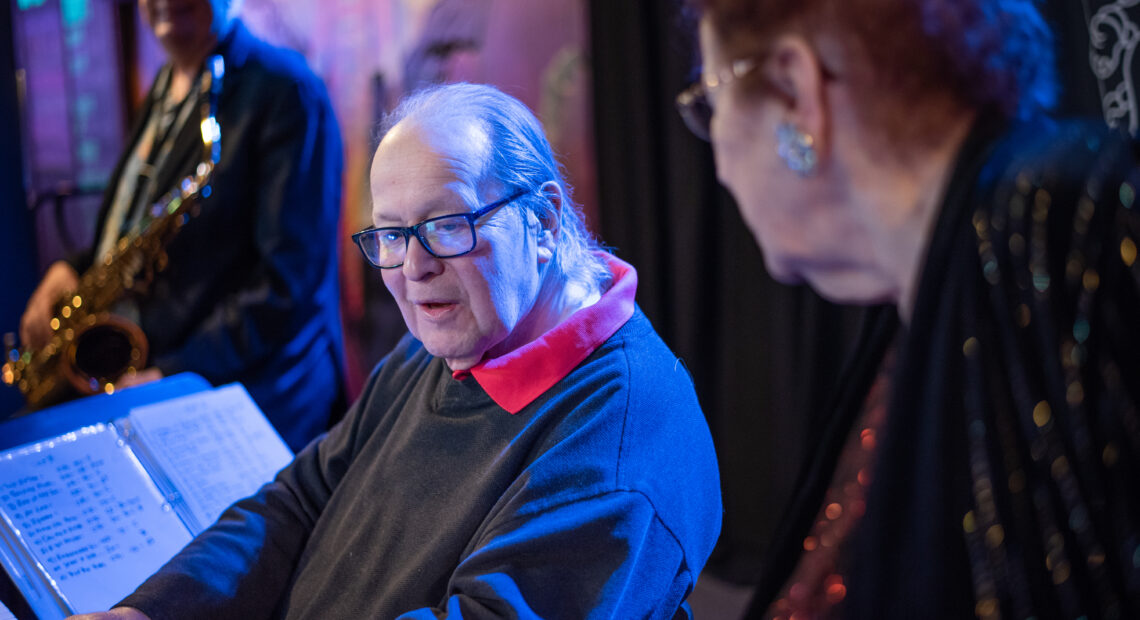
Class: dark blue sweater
120,307,722,618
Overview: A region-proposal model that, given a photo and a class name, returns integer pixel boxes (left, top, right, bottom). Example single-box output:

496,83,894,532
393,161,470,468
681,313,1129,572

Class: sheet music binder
0,374,293,619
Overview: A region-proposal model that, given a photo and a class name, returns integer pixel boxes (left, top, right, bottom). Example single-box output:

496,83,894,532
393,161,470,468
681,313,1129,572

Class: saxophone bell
61,314,149,395
4,54,222,411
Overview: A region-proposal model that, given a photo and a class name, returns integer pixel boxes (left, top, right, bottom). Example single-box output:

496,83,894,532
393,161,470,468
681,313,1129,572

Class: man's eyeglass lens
352,191,526,269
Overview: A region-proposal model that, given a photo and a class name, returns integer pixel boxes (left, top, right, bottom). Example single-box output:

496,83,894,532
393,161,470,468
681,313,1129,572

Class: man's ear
764,34,829,156
535,181,562,264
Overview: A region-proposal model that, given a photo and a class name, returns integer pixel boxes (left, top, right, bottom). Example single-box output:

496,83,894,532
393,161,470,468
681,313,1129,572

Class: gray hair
377,82,611,293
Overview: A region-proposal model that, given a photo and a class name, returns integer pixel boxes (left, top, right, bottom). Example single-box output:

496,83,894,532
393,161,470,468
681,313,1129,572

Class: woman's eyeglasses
675,57,758,141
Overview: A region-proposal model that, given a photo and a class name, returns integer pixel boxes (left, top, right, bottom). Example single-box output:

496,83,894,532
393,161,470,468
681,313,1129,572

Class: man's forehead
372,119,489,181
370,122,500,217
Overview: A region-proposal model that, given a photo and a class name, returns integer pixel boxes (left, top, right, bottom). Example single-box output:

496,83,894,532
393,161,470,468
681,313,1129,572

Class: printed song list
0,426,191,614
131,385,292,530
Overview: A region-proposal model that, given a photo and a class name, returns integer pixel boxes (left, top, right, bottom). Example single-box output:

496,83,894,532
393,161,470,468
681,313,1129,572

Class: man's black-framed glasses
675,57,758,141
352,190,528,269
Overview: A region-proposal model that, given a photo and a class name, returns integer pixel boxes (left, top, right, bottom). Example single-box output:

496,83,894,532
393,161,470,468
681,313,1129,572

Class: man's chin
421,339,481,370
440,353,483,372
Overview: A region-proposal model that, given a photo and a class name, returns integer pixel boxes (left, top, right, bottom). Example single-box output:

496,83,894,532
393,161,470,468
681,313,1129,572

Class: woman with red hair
680,0,1140,617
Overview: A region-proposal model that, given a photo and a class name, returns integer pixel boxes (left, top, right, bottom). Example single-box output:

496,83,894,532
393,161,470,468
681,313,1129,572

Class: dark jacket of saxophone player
70,20,345,451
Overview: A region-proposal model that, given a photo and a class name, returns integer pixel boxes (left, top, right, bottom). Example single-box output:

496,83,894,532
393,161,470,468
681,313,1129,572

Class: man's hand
20,261,80,349
68,607,151,620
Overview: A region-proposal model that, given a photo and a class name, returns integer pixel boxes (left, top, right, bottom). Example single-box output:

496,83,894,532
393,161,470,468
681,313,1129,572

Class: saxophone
2,56,224,410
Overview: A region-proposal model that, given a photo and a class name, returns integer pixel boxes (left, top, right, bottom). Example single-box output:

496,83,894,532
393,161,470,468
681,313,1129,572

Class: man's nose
401,234,443,281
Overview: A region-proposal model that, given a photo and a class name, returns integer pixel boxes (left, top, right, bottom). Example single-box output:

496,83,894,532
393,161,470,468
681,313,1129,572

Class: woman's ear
764,34,829,155
535,181,563,264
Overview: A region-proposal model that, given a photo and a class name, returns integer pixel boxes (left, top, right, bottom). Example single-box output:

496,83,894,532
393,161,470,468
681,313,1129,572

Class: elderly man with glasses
72,83,722,620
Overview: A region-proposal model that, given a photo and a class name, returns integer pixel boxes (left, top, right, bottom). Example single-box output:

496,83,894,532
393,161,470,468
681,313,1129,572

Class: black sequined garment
748,116,1140,619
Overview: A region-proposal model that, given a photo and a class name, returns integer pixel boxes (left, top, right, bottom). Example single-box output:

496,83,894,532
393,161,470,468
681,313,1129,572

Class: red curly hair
689,0,1056,145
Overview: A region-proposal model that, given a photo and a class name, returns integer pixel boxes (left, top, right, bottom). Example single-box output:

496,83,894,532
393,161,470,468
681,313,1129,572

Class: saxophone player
17,0,345,452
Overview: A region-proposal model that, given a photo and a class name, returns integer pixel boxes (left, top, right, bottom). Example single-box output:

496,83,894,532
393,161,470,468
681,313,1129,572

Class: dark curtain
0,6,40,615
587,2,866,583
1,2,36,420
587,0,1122,588
1046,1,1101,117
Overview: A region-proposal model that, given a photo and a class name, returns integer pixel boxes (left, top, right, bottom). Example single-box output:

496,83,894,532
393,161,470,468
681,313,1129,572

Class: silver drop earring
776,122,818,176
